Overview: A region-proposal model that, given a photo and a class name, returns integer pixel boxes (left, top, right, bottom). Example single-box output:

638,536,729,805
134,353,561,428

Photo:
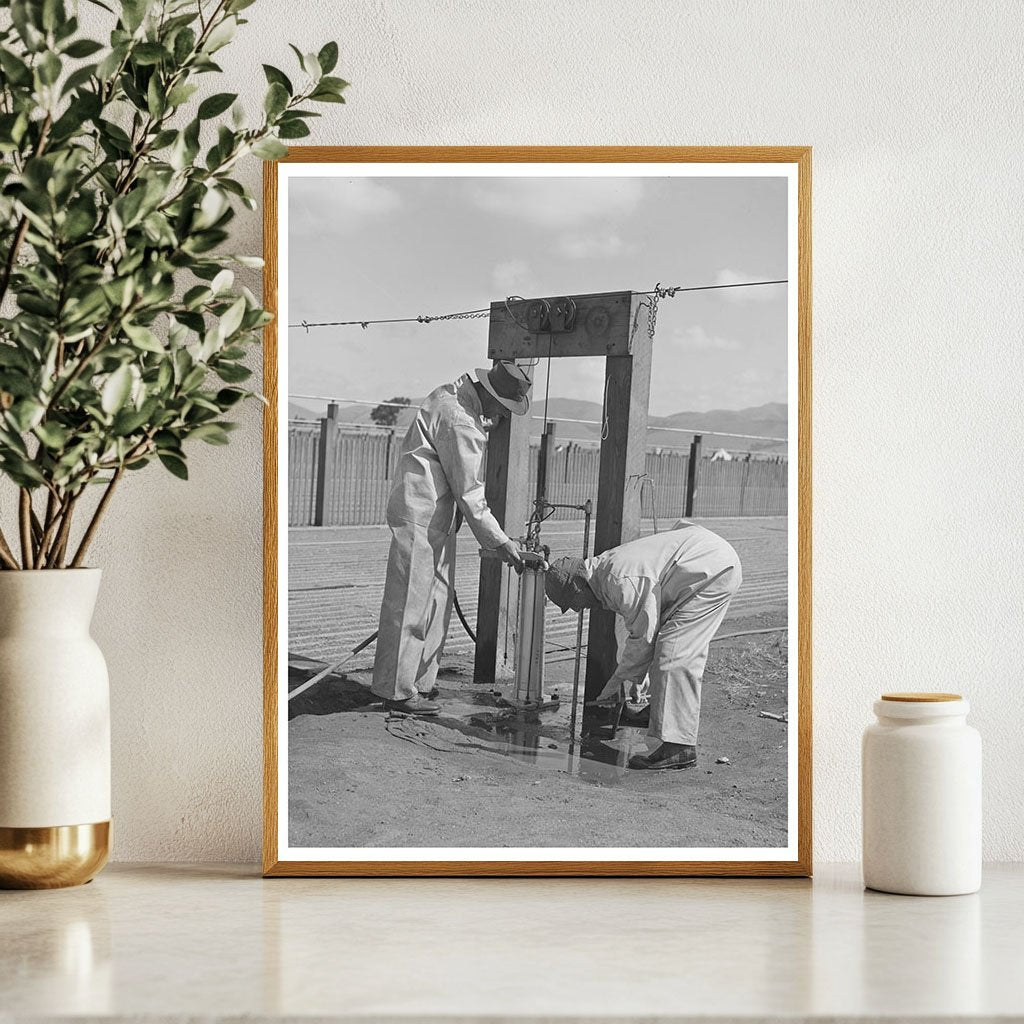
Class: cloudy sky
286,173,788,417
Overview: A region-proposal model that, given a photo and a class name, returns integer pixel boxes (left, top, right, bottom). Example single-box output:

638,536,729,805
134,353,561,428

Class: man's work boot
628,742,697,771
383,695,440,717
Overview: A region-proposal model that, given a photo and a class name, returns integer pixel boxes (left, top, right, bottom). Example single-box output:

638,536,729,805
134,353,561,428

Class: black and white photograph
267,151,810,874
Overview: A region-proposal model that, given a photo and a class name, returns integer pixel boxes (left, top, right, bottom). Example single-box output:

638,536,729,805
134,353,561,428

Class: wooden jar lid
881,692,962,702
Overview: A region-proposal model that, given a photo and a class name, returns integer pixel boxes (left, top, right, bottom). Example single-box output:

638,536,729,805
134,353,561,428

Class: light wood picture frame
263,146,811,877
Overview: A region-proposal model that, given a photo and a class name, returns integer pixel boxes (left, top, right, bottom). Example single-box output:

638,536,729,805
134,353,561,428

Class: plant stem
45,492,79,569
36,487,65,566
18,489,34,569
0,527,20,570
42,489,57,533
29,507,44,545
70,466,124,568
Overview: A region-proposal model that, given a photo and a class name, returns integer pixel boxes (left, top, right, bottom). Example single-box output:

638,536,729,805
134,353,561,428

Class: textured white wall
80,1,1024,862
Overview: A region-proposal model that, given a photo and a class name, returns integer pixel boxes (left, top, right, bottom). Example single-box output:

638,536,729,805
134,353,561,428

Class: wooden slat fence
287,422,787,527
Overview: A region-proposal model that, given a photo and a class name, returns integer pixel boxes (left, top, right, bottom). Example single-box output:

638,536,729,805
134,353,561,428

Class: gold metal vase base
0,821,110,889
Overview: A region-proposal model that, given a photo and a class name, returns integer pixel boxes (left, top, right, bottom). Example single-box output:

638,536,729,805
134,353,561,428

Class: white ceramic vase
0,569,111,888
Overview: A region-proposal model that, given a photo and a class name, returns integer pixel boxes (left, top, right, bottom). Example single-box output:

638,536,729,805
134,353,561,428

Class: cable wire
289,279,787,331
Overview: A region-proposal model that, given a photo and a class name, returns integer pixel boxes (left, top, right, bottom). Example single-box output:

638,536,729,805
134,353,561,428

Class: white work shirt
385,374,509,550
583,523,740,689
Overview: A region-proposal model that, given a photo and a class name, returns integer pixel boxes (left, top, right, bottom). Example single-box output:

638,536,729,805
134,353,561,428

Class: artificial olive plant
0,0,344,568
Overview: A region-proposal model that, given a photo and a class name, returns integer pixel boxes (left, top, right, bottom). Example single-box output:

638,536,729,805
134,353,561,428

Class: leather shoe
383,695,440,716
628,744,697,771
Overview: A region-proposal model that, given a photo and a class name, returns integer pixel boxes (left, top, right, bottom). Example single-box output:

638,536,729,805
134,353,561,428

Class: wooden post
739,454,750,516
473,392,532,686
684,433,703,518
313,402,338,527
583,305,653,704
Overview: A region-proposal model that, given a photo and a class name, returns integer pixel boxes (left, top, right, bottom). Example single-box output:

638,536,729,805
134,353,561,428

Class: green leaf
10,2,44,52
132,42,168,66
61,62,97,96
9,399,46,432
0,455,46,487
96,43,128,81
123,322,164,353
158,452,188,479
251,137,287,160
173,26,196,65
182,284,212,309
215,362,251,383
112,405,151,435
63,38,104,58
309,87,346,104
101,365,133,414
149,128,177,149
147,74,166,117
318,76,349,93
317,41,339,75
210,268,233,294
166,82,199,107
203,16,236,53
189,422,231,445
38,51,62,86
264,81,288,117
0,49,33,86
181,365,207,391
278,120,310,139
121,0,153,33
262,64,292,95
218,296,246,339
198,91,237,119
34,421,70,449
216,388,247,407
42,0,66,33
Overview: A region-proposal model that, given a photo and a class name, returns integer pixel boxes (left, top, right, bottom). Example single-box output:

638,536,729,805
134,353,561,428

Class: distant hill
288,400,320,420
300,392,788,455
535,398,788,454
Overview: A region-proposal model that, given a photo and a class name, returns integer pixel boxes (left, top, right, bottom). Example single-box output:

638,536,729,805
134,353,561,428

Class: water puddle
389,700,653,786
291,668,656,785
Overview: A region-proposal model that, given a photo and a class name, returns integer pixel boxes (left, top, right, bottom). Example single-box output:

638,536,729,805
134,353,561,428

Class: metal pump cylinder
513,562,547,704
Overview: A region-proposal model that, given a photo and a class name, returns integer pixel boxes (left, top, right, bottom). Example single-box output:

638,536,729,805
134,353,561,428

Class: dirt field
286,516,791,851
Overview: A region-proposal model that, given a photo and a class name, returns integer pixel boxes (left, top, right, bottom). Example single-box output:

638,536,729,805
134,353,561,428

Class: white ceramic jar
862,692,981,896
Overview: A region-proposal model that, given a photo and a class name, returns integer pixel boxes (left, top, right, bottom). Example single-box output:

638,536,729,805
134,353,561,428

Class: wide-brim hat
545,556,593,612
475,361,532,416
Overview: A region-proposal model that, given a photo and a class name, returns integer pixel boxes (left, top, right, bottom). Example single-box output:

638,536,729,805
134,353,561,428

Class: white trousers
371,519,456,701
647,565,741,745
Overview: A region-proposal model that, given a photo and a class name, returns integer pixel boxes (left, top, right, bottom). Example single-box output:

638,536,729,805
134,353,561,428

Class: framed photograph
263,147,811,876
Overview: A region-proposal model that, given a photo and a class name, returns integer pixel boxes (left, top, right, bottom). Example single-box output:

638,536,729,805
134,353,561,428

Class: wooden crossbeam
487,291,638,360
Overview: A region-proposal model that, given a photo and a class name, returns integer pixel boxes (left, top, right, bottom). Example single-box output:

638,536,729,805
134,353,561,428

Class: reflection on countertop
1,863,1021,1019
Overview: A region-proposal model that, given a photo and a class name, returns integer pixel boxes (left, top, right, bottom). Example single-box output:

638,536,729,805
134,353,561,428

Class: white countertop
2,862,1021,1021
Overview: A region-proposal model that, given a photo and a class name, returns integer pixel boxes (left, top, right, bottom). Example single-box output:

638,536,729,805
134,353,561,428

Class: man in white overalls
371,362,532,716
546,521,742,770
